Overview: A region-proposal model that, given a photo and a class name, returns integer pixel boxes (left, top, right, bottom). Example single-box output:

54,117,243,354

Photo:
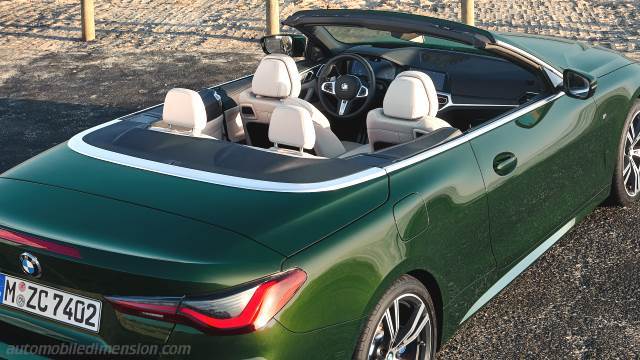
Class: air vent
437,95,450,108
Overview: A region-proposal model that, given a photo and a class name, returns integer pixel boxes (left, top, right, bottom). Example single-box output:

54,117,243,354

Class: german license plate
0,273,101,332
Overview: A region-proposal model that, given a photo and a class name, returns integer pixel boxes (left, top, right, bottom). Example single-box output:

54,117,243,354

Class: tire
608,100,640,206
353,275,438,360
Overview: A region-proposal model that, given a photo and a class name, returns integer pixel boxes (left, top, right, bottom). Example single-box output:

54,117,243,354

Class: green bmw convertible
1,9,639,359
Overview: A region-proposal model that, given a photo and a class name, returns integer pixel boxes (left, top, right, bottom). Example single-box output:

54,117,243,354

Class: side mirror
260,34,307,57
563,69,597,100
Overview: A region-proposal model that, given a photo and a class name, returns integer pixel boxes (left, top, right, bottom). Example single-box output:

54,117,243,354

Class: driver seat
239,54,358,158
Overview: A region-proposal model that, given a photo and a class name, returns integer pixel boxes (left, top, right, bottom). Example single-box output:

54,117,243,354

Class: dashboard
344,45,548,107
350,58,447,91
349,58,396,81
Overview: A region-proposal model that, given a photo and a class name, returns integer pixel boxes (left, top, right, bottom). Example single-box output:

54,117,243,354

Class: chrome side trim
460,218,576,324
67,92,563,192
67,121,386,193
437,92,518,111
384,91,565,173
495,40,563,78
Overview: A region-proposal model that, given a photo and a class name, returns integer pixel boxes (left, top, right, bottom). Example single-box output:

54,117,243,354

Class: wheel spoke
383,309,396,344
370,294,434,360
635,165,640,195
391,299,400,346
624,161,632,184
397,303,425,347
632,160,640,195
400,316,430,348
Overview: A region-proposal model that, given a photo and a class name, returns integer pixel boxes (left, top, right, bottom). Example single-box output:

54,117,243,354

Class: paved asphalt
1,50,639,359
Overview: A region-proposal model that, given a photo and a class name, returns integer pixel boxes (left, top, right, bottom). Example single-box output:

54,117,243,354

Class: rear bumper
0,307,362,360
163,319,362,360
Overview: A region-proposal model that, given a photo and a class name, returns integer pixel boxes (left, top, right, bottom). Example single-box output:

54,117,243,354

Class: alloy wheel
367,294,432,360
623,111,640,197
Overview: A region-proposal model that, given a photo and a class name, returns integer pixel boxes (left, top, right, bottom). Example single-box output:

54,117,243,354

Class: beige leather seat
151,88,215,139
367,71,453,151
268,105,318,158
239,54,357,158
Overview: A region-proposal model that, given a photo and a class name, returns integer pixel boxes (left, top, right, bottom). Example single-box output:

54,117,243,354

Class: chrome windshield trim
384,91,565,173
67,121,386,193
495,39,563,78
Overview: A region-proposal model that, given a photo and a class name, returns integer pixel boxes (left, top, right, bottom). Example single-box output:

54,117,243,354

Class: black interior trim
284,9,495,47
82,121,375,184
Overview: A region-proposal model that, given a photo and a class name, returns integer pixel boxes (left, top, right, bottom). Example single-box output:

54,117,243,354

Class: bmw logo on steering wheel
19,253,42,278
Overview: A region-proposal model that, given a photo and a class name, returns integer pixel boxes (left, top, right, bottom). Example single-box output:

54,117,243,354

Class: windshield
322,25,476,50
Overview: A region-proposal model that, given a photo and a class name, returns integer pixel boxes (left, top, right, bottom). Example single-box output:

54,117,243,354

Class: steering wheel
316,53,376,120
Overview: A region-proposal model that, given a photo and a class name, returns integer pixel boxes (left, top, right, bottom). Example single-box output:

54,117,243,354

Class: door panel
471,94,604,267
388,142,495,294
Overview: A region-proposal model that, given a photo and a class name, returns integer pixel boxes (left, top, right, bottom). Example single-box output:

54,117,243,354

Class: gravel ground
1,1,640,359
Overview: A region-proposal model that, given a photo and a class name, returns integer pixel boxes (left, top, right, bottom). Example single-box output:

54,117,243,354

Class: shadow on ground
0,49,260,173
0,98,129,172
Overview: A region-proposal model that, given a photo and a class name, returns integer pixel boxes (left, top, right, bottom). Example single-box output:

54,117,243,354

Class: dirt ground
1,1,640,359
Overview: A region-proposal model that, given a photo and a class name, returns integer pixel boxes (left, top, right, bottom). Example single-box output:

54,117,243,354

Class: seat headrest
162,88,207,133
268,105,316,150
252,54,301,98
383,71,439,120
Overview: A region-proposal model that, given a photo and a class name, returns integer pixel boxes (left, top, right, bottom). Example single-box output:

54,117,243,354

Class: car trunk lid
0,177,285,346
1,143,389,256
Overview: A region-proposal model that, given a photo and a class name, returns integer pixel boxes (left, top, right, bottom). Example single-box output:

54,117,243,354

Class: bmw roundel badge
19,253,42,277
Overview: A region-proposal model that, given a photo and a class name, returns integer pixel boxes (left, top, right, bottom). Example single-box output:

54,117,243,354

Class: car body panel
494,32,635,77
0,178,283,292
1,145,389,257
280,142,493,335
594,64,640,174
470,93,607,266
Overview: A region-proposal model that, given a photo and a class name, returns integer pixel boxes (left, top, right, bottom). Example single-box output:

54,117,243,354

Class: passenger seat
267,105,318,158
150,88,215,139
367,71,454,151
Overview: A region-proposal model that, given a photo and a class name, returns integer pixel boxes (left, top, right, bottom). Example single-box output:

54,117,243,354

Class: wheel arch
359,261,448,351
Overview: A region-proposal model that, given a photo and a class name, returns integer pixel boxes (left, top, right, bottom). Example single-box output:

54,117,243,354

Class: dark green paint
393,193,429,241
0,19,639,358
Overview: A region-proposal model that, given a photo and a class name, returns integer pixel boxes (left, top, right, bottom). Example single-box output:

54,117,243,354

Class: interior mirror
260,34,307,57
563,69,597,100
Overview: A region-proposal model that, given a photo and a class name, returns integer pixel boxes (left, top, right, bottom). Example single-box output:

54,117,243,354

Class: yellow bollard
266,0,280,35
461,0,475,26
81,0,96,41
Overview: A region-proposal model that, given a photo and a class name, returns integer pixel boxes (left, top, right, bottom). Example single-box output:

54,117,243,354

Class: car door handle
493,152,518,176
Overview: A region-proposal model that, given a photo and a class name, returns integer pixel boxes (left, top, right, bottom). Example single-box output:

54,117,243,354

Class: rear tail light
106,268,306,334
